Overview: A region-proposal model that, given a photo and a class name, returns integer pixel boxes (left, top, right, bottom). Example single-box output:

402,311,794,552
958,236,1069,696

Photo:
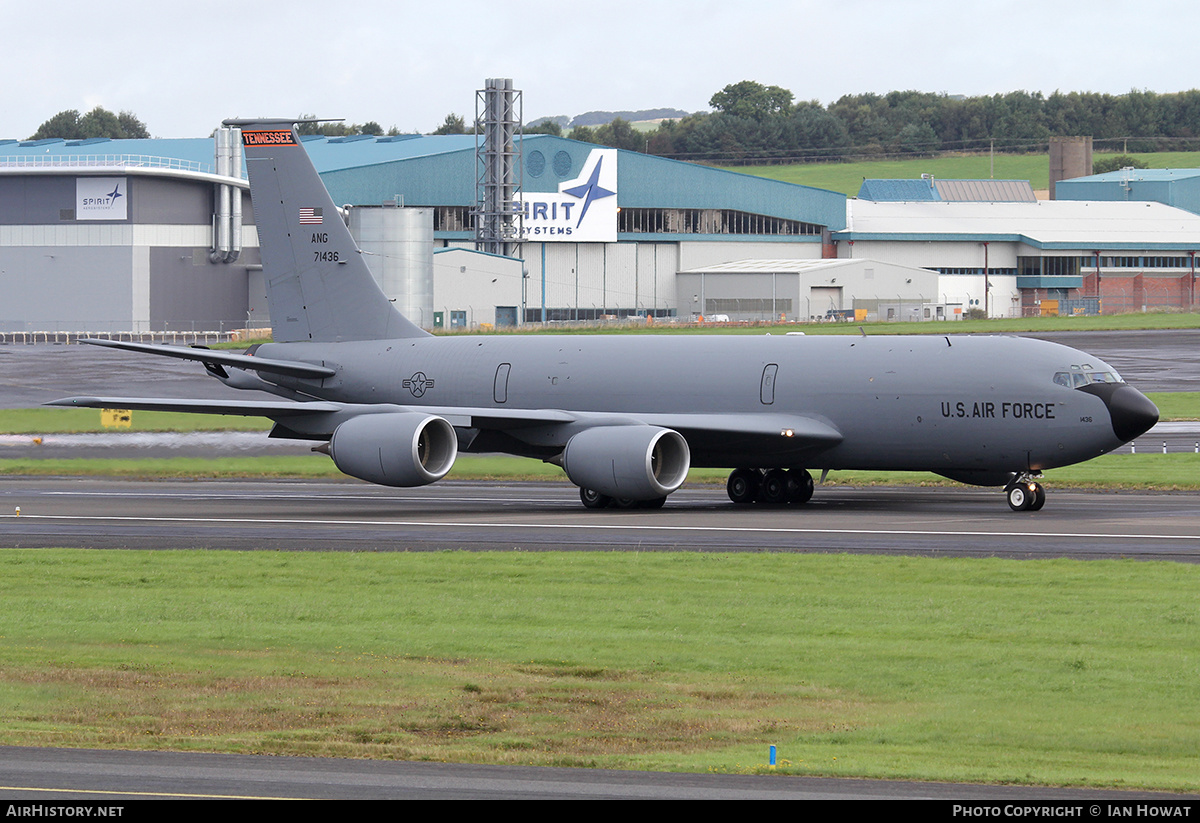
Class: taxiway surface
2,478,1198,561
1,745,1192,801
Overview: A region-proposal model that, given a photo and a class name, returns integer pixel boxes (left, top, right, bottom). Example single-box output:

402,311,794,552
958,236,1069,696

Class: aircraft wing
45,396,839,451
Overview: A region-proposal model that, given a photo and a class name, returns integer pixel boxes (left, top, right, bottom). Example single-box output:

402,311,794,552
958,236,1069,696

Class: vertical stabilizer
226,118,428,343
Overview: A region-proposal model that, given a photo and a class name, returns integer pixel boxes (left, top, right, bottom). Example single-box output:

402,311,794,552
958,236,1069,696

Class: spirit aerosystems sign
76,177,128,220
517,148,617,242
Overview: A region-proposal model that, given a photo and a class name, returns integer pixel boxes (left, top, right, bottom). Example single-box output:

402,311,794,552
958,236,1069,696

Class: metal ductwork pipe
210,127,242,263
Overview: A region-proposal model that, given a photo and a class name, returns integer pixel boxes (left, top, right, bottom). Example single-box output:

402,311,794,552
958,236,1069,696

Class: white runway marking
5,513,1198,542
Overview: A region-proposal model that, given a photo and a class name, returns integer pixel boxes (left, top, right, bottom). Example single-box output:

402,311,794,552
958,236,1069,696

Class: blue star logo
402,372,435,398
107,183,123,203
562,156,615,228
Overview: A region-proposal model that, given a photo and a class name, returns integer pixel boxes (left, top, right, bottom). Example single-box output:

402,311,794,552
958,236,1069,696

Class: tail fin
226,118,428,343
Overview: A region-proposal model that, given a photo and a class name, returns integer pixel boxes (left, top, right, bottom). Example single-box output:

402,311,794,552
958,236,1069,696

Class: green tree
29,107,149,140
526,118,563,136
29,109,82,140
116,111,150,138
709,80,793,121
784,102,851,160
567,125,596,143
592,117,644,152
432,113,467,135
1093,154,1150,174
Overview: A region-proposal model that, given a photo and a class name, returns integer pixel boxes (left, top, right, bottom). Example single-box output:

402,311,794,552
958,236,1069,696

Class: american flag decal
299,207,323,225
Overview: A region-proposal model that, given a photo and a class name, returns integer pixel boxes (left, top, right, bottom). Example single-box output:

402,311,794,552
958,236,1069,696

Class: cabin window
1054,368,1124,388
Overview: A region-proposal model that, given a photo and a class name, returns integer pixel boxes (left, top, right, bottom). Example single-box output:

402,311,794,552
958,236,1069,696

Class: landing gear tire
1008,479,1046,513
1006,483,1029,511
727,468,760,505
788,468,815,505
639,496,667,510
760,469,791,505
580,487,612,509
1029,482,1046,511
1005,479,1046,512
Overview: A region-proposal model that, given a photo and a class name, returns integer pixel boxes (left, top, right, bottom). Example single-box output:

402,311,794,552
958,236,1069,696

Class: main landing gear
726,468,814,506
1004,475,1046,512
579,488,667,510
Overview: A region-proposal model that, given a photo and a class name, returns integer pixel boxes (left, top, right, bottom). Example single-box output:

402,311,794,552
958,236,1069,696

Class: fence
0,329,261,345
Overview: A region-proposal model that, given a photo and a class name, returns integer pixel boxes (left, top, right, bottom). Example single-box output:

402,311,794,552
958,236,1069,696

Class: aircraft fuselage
258,331,1141,478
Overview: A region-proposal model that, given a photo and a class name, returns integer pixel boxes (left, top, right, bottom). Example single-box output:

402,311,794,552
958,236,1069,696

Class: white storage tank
348,205,435,328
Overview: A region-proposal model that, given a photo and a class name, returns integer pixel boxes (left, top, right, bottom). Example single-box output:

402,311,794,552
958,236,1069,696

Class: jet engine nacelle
562,426,690,500
329,412,457,487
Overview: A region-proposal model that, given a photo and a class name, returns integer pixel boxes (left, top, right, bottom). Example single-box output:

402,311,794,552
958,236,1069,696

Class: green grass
0,549,1196,790
720,151,1200,196
0,455,340,479
821,453,1200,491
0,408,271,434
1149,392,1200,422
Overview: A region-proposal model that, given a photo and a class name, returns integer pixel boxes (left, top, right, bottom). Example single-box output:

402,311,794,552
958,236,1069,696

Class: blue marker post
769,744,777,769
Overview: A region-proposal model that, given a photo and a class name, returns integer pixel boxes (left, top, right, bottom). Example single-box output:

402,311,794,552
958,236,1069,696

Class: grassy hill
718,151,1200,196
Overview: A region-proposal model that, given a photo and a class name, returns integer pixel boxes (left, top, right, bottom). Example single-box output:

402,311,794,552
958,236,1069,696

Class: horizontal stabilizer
46,396,342,417
78,338,335,379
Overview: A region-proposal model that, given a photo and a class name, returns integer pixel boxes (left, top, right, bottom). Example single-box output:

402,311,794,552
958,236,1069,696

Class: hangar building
847,179,1200,315
0,135,254,335
1055,168,1200,215
4,131,1199,333
0,131,851,333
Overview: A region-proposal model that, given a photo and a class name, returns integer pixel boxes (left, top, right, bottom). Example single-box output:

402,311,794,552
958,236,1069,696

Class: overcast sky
4,0,1198,140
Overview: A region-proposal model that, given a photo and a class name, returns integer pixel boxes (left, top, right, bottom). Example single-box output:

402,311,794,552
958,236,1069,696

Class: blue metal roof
1075,168,1200,183
858,179,939,201
858,178,1037,203
0,131,847,230
1055,168,1200,215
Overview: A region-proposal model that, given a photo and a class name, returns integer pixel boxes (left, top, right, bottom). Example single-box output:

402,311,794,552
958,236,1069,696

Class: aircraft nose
1104,385,1159,443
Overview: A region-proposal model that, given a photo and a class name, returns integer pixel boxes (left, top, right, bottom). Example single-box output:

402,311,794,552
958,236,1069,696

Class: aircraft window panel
760,364,778,405
1071,373,1088,388
493,363,511,404
1054,372,1071,388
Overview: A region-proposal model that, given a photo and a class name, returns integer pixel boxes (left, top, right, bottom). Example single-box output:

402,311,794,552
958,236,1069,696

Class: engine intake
562,426,690,500
329,412,457,487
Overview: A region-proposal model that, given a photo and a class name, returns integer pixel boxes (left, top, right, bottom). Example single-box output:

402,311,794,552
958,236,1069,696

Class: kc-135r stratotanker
50,119,1160,512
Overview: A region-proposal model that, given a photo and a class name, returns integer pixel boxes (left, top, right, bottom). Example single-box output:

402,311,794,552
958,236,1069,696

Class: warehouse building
0,134,254,334
1055,167,1200,215
5,128,1198,333
0,130,850,333
309,133,847,323
847,181,1200,315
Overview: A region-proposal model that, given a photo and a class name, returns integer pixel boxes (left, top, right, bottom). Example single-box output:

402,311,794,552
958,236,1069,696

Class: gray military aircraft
50,118,1159,512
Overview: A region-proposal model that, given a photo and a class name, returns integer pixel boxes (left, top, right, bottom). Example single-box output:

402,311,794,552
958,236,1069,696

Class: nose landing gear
1005,476,1046,511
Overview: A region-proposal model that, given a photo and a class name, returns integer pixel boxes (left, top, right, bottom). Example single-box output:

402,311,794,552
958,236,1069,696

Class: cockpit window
1054,366,1124,388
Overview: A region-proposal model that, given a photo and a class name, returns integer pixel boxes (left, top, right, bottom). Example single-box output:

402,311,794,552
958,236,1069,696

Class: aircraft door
760,364,778,405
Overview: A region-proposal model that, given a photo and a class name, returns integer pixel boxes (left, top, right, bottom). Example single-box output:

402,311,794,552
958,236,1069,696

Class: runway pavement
2,477,1199,561
1,746,1193,801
